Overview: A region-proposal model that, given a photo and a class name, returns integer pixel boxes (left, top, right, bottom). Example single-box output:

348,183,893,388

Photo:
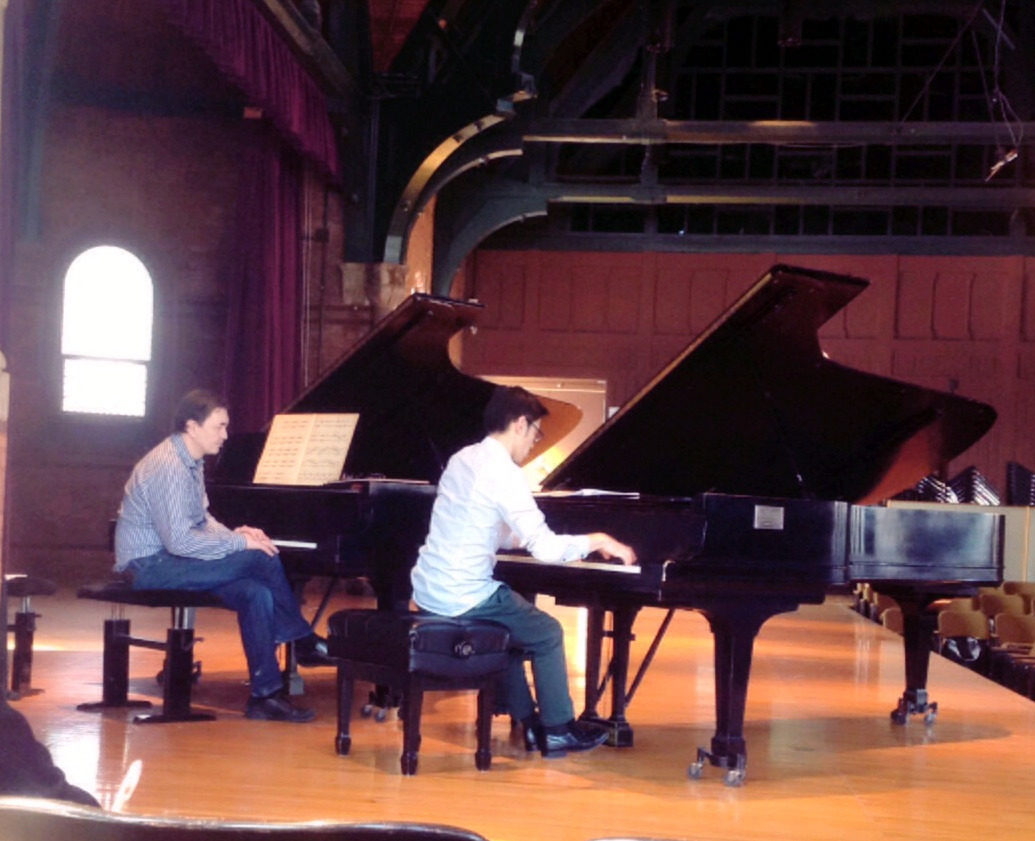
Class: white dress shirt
411,436,590,616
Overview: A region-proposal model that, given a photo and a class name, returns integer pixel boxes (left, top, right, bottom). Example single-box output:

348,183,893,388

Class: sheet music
253,413,358,485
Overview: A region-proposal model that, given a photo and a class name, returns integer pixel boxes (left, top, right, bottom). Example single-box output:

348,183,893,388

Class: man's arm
585,532,637,565
233,524,277,556
143,462,245,560
497,470,637,563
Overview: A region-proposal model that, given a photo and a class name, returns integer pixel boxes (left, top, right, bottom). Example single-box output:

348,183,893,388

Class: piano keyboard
495,552,641,574
272,539,319,550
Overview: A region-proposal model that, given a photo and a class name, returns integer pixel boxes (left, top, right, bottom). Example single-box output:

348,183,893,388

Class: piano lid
542,264,997,504
214,294,580,485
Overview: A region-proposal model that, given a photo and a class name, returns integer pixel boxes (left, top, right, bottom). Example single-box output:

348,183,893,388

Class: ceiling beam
523,119,1035,146
498,180,1035,208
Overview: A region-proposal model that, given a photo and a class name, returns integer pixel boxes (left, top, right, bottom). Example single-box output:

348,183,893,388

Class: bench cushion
77,581,225,609
4,575,58,599
327,609,510,679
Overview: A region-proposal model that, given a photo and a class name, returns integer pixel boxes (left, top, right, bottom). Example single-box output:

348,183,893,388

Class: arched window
61,246,153,416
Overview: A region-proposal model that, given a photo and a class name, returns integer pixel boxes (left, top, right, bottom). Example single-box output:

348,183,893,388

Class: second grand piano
496,263,1002,784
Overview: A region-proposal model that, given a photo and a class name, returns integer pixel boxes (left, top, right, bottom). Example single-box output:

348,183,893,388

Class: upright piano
208,265,1003,786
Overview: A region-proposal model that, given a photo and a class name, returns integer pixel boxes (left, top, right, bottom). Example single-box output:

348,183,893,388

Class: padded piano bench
5,574,58,698
76,580,227,723
327,609,511,775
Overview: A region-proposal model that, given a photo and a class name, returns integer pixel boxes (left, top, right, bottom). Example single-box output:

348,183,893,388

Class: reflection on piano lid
212,294,580,486
543,264,997,505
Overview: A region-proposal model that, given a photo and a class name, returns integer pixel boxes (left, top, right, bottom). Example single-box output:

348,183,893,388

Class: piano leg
689,597,803,787
582,607,605,720
879,590,940,725
579,605,638,747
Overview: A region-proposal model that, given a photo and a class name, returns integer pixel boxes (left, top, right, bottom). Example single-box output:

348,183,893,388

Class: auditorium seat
880,606,903,635
977,592,1029,636
870,592,899,623
988,612,1035,691
0,796,491,841
1002,581,1035,612
933,596,980,613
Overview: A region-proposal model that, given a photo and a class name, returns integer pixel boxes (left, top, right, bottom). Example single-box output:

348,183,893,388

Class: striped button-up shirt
113,433,245,570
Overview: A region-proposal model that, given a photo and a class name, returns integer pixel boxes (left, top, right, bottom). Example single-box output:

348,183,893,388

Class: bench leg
9,611,41,697
400,682,423,776
475,684,495,771
134,627,215,724
77,619,152,712
336,665,354,756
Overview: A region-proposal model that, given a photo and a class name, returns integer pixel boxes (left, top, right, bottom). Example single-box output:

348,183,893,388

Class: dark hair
172,388,227,433
483,385,547,434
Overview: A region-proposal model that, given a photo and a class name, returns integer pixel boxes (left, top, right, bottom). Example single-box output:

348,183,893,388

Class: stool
76,580,227,723
4,574,58,698
327,609,510,775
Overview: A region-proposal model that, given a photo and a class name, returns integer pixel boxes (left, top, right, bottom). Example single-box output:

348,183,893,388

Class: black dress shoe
511,714,540,751
294,634,335,667
539,720,608,758
244,692,315,723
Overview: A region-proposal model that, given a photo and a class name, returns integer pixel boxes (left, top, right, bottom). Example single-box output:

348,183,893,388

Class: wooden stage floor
7,587,1035,841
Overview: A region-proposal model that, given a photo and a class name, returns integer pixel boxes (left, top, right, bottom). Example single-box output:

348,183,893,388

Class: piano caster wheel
890,699,937,726
689,749,746,785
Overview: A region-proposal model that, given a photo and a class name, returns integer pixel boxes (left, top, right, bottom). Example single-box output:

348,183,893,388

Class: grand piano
208,264,1003,786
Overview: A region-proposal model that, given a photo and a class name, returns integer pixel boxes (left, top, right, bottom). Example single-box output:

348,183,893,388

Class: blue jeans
127,549,312,699
459,584,575,728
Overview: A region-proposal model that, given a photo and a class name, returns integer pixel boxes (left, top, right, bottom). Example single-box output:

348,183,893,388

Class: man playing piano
411,385,637,757
113,388,333,723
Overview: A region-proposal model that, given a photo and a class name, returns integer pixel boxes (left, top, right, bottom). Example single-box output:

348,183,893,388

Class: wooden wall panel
932,272,973,339
896,271,935,338
1022,259,1035,342
471,251,528,330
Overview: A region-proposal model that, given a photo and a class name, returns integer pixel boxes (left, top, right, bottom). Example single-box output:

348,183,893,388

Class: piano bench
75,581,228,724
327,609,511,775
5,574,58,699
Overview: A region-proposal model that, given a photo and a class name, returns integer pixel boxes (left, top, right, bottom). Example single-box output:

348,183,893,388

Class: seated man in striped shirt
113,388,331,723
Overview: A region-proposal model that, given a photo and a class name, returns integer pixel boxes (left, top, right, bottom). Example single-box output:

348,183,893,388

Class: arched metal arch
382,0,541,268
432,186,549,296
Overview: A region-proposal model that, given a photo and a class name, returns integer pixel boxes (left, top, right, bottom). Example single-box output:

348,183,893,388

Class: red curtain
0,0,28,349
223,129,303,433
158,0,340,180
156,0,340,429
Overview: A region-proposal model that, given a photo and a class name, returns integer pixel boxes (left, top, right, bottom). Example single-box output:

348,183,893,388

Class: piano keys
207,265,1003,786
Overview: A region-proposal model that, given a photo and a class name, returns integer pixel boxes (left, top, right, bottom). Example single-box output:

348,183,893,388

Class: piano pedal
688,747,746,787
361,687,400,722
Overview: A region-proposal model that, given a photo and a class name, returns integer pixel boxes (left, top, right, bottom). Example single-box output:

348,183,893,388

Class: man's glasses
529,421,543,443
